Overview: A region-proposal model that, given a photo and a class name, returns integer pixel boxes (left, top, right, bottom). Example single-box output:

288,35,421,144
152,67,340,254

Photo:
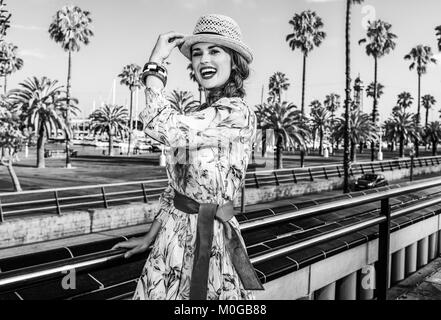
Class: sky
5,0,441,122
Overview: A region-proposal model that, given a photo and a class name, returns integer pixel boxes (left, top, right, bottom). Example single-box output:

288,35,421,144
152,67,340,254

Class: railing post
436,157,440,165
377,198,391,300
273,171,280,186
54,191,61,215
350,167,354,177
360,164,365,174
404,160,409,169
308,168,314,182
291,170,297,183
101,187,109,208
0,198,3,223
141,183,148,203
371,163,375,173
397,161,401,170
253,173,260,188
336,166,342,178
323,167,328,180
380,162,384,172
389,161,394,171
418,159,423,167
240,184,245,214
425,159,429,167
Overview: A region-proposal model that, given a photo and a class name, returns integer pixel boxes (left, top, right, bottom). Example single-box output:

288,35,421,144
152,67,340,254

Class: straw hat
180,14,253,63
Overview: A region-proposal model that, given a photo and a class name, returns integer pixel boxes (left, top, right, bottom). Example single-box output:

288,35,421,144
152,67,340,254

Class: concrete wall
235,163,441,206
253,214,441,300
0,202,158,249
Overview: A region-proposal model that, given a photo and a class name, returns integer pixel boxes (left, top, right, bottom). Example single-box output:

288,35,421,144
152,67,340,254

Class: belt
172,189,264,300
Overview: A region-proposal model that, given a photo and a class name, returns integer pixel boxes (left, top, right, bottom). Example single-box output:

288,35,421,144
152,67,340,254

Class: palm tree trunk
331,112,335,154
276,136,283,169
37,125,46,168
343,0,352,193
127,88,134,155
109,135,114,156
299,53,307,168
415,73,421,157
350,141,355,162
399,134,404,157
371,56,378,162
301,54,306,114
3,75,7,94
65,49,72,168
319,128,324,156
425,108,429,127
2,158,22,192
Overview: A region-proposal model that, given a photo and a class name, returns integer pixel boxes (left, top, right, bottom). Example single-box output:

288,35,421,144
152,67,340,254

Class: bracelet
141,62,167,87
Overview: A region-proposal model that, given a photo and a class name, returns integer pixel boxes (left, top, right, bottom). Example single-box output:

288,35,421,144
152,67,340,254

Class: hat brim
179,34,253,63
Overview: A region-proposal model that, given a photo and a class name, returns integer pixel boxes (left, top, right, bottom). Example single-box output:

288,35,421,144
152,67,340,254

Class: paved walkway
388,257,441,300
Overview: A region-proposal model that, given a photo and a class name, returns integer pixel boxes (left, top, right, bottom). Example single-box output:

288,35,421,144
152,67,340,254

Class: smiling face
191,42,232,90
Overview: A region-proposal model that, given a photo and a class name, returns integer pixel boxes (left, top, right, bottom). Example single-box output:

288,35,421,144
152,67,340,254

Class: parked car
354,173,388,191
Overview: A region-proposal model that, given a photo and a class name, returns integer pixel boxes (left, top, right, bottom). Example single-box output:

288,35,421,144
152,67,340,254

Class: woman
113,14,263,300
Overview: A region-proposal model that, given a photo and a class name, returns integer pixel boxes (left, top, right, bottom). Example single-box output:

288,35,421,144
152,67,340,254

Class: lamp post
377,128,384,161
409,149,415,181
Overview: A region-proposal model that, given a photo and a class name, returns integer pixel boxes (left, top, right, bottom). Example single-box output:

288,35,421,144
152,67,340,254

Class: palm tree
404,45,437,156
310,105,330,156
387,111,416,157
424,121,441,155
359,19,397,161
187,63,203,104
435,26,441,51
309,100,322,150
0,0,11,39
383,119,398,152
324,93,340,153
421,94,436,127
0,42,23,94
366,81,384,122
286,10,326,168
286,10,326,115
49,5,93,168
268,72,290,103
335,109,377,162
343,0,364,193
259,101,308,169
167,90,199,114
8,77,77,168
366,82,384,100
0,97,25,191
392,91,414,116
118,63,142,155
89,104,129,156
396,91,414,111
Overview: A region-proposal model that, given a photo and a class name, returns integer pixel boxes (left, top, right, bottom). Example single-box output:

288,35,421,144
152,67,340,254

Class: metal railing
1,155,440,222
1,177,441,299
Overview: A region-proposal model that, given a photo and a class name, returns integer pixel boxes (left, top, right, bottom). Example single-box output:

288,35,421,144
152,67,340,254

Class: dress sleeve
139,87,256,149
154,185,174,226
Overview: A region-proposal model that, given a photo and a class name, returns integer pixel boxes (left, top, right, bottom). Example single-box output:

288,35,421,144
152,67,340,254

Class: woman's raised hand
111,236,153,259
149,31,185,64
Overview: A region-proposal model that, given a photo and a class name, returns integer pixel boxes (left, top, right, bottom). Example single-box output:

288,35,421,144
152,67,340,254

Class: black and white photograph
1,0,441,310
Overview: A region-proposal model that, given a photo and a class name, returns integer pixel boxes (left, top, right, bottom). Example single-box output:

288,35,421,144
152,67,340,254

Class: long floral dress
133,87,257,300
